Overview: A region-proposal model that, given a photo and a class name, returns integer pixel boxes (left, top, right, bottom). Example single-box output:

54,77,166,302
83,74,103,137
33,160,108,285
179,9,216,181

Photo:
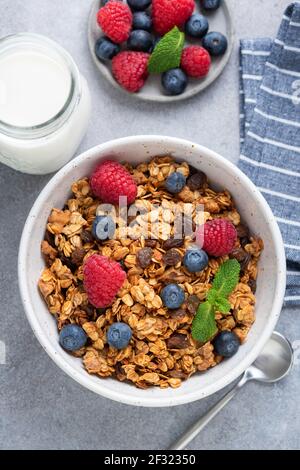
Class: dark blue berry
100,0,110,5
201,0,221,11
92,215,115,241
161,68,188,96
59,324,87,351
160,284,185,309
95,37,120,61
213,331,240,358
185,14,209,38
107,322,132,349
165,172,186,194
132,12,152,31
151,36,161,52
127,30,153,52
202,32,228,56
183,248,209,273
127,0,152,11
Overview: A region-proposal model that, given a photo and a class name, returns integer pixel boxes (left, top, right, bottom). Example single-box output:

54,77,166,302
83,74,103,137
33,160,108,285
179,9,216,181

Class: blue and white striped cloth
238,2,300,307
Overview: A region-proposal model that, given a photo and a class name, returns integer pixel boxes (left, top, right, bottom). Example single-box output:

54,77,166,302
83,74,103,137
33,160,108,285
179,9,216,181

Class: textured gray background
0,0,299,450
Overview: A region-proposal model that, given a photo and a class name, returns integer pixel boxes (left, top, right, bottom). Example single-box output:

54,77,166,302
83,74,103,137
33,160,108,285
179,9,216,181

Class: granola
38,156,263,389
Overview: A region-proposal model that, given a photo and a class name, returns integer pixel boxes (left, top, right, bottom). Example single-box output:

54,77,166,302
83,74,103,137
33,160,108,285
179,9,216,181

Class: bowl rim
88,0,234,103
18,135,286,407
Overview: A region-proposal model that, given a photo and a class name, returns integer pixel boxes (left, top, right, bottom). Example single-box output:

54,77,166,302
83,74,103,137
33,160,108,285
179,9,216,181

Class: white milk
0,33,91,174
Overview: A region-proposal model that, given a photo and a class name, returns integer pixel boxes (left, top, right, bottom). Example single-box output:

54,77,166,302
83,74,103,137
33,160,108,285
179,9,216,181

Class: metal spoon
169,331,294,450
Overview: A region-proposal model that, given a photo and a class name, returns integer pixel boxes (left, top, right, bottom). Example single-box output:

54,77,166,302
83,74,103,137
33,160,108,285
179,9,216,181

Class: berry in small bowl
132,11,152,31
161,68,188,96
95,36,120,61
202,31,228,56
127,30,154,52
185,14,209,39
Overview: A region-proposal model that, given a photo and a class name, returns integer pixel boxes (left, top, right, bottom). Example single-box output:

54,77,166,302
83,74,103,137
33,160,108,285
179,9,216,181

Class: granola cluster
38,156,263,389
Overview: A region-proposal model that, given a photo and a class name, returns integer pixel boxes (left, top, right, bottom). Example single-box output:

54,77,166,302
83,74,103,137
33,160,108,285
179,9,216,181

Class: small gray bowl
88,0,234,102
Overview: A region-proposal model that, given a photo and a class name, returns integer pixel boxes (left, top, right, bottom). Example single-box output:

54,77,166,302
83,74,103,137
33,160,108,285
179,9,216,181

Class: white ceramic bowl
18,136,286,407
88,0,234,102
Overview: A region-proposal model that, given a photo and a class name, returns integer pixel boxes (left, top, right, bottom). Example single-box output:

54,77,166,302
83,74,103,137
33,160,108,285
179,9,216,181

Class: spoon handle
168,375,247,450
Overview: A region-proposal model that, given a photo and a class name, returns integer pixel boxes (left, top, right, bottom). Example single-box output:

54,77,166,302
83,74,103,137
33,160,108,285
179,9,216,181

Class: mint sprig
192,259,241,343
148,26,185,74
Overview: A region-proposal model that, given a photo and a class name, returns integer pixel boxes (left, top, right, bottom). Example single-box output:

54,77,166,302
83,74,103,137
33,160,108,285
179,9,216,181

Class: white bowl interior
19,136,286,406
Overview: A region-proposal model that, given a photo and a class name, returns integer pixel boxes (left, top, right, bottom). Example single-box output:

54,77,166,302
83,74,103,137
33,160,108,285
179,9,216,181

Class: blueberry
59,324,87,351
201,0,221,11
127,30,153,52
132,12,152,31
100,0,110,5
107,322,132,349
160,283,185,309
202,32,228,56
183,248,209,273
213,331,240,358
185,14,209,38
161,68,188,96
127,0,152,11
151,36,161,52
95,37,120,61
165,172,186,194
92,215,115,241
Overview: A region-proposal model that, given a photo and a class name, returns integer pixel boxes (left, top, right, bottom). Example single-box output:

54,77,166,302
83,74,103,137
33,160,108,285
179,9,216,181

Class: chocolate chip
80,230,94,244
168,369,189,380
71,248,86,266
229,247,248,263
162,249,182,266
240,253,251,272
166,333,189,349
240,237,250,248
169,308,186,319
236,223,250,239
187,171,207,191
82,304,96,317
58,253,76,272
145,239,157,248
136,247,153,268
115,363,126,381
186,295,200,314
44,230,55,248
162,238,184,250
248,279,257,293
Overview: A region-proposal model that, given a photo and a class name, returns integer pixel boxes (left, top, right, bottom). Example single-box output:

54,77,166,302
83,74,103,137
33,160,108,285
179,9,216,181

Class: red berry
97,1,132,44
90,160,137,205
112,51,150,92
152,0,195,35
196,219,237,257
181,46,211,78
83,254,126,308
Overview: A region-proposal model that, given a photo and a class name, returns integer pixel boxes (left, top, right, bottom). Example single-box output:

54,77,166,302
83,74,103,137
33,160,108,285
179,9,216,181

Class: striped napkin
238,2,300,307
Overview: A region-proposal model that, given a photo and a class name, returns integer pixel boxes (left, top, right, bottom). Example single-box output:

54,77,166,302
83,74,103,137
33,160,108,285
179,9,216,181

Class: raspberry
97,1,133,44
152,0,195,35
112,51,150,92
83,254,126,308
196,219,237,257
181,46,211,78
90,160,137,204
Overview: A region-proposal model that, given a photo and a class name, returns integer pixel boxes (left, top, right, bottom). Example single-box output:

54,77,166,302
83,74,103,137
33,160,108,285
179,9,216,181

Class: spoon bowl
169,331,294,450
248,331,294,383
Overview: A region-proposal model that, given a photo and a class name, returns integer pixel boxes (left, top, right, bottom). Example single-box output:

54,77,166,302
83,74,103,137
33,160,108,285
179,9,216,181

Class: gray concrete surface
0,0,299,450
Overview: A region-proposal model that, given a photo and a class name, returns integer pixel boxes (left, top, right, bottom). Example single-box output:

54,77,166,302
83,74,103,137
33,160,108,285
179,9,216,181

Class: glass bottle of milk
0,33,91,174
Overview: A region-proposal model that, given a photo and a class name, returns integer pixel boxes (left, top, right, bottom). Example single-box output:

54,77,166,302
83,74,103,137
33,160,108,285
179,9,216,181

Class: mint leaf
192,302,217,343
212,259,241,298
148,27,185,74
214,296,231,314
191,260,240,343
